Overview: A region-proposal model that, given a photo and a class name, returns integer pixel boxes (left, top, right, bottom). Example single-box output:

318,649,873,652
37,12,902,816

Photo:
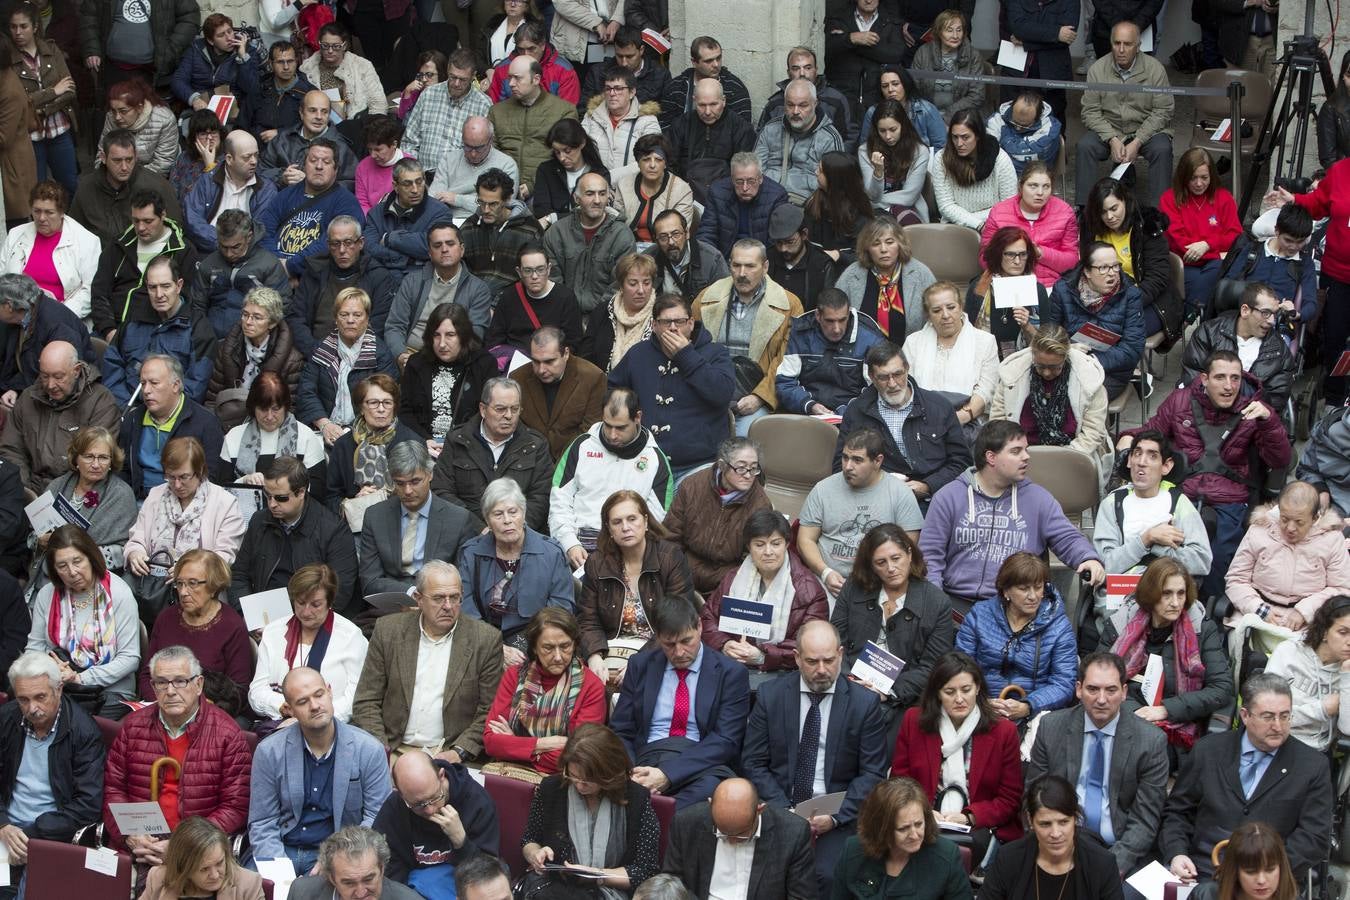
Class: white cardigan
300,51,388,118
0,218,101,320
249,611,369,720
905,322,1000,413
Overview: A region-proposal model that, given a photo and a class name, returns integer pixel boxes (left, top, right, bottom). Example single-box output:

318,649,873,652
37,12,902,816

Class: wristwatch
451,744,472,761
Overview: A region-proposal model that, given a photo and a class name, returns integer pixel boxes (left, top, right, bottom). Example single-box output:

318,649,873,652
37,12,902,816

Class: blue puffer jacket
1042,269,1145,386
775,309,887,414
987,100,1062,176
607,324,736,469
954,583,1078,715
170,37,262,107
361,194,453,276
103,307,218,405
183,166,278,253
696,174,789,258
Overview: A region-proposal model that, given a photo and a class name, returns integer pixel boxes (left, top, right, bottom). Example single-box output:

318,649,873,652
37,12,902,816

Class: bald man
540,171,636,314
663,777,817,900
258,90,358,190
0,340,121,495
430,117,519,215
370,749,498,892
742,619,889,895
184,130,278,252
487,55,578,193
669,78,757,182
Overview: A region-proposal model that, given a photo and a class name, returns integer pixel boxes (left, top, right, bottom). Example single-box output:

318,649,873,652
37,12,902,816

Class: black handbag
513,870,599,900
731,355,765,398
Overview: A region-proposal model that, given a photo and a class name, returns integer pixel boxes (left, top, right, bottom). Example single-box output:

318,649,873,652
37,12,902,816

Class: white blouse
249,612,369,720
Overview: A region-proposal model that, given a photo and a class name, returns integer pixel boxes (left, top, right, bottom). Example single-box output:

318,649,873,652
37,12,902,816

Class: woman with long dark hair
860,99,929,223
930,110,1017,231
1212,821,1298,900
6,1,77,196
1265,594,1350,751
1078,176,1177,339
399,302,498,447
860,65,947,151
804,150,875,254
1317,49,1350,169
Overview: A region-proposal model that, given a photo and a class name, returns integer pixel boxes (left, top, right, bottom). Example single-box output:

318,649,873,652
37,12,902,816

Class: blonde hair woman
141,817,264,899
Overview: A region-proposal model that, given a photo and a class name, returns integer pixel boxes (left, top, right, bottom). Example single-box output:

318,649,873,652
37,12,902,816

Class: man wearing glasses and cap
766,204,840,311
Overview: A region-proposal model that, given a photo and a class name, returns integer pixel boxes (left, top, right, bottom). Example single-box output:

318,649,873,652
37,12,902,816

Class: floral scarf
874,267,904,336
48,572,117,668
1077,274,1116,315
150,483,210,561
1111,605,1206,747
509,657,584,737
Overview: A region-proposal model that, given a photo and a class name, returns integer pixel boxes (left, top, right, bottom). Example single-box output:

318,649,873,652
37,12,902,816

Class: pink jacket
1226,504,1350,620
980,195,1079,287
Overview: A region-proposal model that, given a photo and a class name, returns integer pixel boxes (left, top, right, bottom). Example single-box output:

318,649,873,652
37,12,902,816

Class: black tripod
1235,0,1334,215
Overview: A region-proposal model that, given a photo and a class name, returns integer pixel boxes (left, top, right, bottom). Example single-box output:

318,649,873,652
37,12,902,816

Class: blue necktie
793,693,825,804
1241,749,1267,798
1083,731,1106,836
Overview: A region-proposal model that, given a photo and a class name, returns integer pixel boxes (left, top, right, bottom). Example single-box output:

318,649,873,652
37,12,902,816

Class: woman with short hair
169,109,228,205
967,225,1051,357
0,181,99,320
207,286,305,427
1041,241,1145,399
1160,148,1243,317
221,371,328,488
582,253,658,372
834,216,937,340
325,373,419,508
612,134,695,245
297,287,399,447
906,281,999,435
97,77,179,175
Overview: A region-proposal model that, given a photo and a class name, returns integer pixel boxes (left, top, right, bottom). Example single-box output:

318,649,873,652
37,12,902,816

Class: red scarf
284,609,335,671
1110,606,1205,748
875,269,903,335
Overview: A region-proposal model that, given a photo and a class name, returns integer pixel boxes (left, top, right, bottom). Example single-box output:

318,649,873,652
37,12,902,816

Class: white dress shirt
709,815,762,900
799,677,837,798
403,617,456,746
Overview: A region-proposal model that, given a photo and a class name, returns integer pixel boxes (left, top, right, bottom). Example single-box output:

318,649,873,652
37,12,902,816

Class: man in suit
1161,672,1332,883
230,457,360,617
359,442,482,596
351,560,504,763
247,667,391,874
288,826,423,900
1028,651,1170,875
610,594,752,809
511,326,606,460
742,620,889,894
663,777,817,900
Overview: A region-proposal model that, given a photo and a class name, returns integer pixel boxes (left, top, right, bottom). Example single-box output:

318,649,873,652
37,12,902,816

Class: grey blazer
663,802,817,900
1027,704,1169,873
358,494,483,595
288,875,423,900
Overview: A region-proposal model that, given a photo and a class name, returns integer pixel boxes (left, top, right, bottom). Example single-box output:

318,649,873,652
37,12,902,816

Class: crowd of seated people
0,4,1349,899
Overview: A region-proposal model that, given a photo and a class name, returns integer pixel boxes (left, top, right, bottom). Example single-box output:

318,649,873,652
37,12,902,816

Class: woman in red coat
890,650,1023,866
1159,147,1242,318
482,607,608,775
700,509,828,685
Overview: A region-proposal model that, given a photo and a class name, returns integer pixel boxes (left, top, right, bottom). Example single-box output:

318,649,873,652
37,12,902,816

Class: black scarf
1030,362,1073,446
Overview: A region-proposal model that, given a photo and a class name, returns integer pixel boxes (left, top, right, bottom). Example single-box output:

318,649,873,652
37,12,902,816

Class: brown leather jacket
577,537,696,660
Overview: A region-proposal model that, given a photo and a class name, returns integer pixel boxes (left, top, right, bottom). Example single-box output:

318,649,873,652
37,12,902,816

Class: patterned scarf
235,413,300,477
351,418,396,488
48,572,117,668
284,608,334,670
242,335,270,392
608,294,654,371
1030,365,1073,446
1077,274,1116,315
1111,606,1206,747
509,657,584,737
312,331,378,426
150,483,210,561
874,267,904,336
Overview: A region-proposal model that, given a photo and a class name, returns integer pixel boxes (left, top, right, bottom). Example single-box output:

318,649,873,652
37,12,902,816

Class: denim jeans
33,132,78,198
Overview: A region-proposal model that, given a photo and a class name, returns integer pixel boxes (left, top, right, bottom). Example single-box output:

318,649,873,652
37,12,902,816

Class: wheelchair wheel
1297,378,1323,442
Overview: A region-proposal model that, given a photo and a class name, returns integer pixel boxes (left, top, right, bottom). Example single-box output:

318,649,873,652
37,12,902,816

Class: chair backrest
483,772,536,877
1026,445,1102,516
26,839,132,899
1193,68,1274,122
241,728,260,754
1053,135,1067,197
748,415,838,519
904,223,983,288
652,793,676,858
1168,252,1186,307
94,714,120,750
263,879,274,900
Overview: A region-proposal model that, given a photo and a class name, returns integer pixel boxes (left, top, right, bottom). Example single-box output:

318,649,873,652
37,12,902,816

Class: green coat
487,90,578,191
831,835,973,900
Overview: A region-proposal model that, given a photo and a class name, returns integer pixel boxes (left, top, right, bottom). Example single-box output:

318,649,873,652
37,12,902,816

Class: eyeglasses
404,786,447,812
79,453,112,464
603,84,631,93
1088,263,1123,274
872,370,907,384
150,675,200,692
165,472,199,485
727,463,761,477
173,578,209,592
422,593,462,608
654,317,690,328
415,72,435,82
518,265,549,277
731,177,760,187
319,41,346,51
328,238,361,248
1002,250,1029,260
363,399,395,409
1251,306,1280,319
240,311,269,323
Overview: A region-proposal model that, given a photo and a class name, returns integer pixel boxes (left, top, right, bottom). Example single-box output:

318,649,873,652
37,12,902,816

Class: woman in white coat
989,324,1113,486
906,281,999,441
249,563,368,722
0,181,100,322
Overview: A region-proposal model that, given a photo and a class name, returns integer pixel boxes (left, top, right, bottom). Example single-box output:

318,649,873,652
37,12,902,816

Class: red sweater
1295,158,1350,282
481,663,608,774
1159,187,1243,263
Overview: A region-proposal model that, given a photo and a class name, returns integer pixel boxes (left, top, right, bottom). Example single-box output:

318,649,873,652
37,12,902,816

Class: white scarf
727,556,796,643
150,484,210,561
332,338,360,425
937,709,981,815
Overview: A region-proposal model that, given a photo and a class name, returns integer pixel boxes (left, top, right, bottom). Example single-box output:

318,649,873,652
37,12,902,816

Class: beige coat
610,164,697,236
693,275,802,410
300,49,388,117
549,0,623,63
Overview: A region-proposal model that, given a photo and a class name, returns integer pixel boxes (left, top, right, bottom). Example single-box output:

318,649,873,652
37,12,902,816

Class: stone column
669,0,827,121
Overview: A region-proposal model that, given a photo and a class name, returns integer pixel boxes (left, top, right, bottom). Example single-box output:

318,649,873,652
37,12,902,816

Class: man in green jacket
488,56,578,194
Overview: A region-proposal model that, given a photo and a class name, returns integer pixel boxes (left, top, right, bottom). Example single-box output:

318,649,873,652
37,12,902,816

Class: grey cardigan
834,259,937,340
27,473,137,592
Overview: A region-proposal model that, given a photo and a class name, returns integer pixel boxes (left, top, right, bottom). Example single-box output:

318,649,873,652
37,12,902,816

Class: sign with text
108,802,171,837
1105,574,1142,606
718,597,775,640
850,642,904,695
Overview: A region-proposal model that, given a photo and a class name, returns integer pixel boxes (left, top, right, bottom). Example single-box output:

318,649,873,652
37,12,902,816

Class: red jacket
481,662,609,773
1295,157,1350,283
102,701,252,849
1129,373,1291,505
487,46,581,105
1159,187,1242,263
889,706,1025,842
700,553,829,671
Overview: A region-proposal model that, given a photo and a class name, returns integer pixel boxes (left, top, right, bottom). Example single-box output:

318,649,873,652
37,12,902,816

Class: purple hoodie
919,467,1099,599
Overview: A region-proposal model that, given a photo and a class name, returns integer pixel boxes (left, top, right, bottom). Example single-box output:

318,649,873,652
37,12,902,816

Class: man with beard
753,79,844,201
644,210,728,300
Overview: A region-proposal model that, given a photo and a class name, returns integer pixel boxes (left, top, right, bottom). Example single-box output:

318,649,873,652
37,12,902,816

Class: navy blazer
741,671,889,827
610,644,751,788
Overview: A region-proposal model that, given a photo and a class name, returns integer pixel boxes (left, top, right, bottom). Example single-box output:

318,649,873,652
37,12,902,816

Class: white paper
1109,162,1132,180
0,842,9,886
1125,861,1195,900
108,801,171,837
1139,653,1165,706
997,39,1028,71
793,791,846,819
24,492,66,534
850,641,904,695
84,846,120,877
228,485,267,527
257,858,297,900
508,350,532,373
992,274,1040,309
1140,26,1155,52
240,587,294,631
1211,118,1233,142
939,820,973,833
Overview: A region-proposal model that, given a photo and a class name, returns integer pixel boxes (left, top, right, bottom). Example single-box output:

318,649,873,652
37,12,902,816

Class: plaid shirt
876,382,916,461
20,51,72,141
399,83,492,160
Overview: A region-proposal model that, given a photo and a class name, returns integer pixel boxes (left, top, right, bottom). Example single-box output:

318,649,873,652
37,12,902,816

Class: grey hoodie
1265,638,1350,751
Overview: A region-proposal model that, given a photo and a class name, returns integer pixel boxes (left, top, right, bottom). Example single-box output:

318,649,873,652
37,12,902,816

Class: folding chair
748,415,839,519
